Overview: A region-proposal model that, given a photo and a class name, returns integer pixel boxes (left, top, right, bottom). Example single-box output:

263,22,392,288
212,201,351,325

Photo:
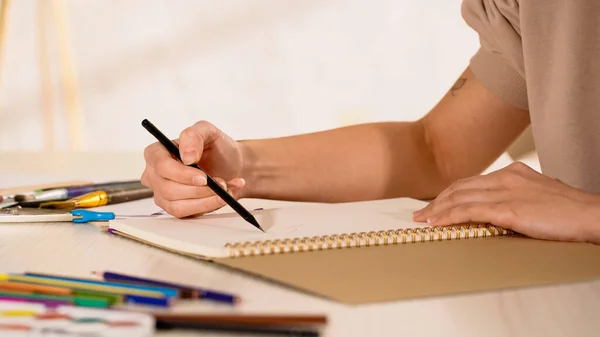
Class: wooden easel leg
37,0,56,151
51,0,84,151
0,0,10,94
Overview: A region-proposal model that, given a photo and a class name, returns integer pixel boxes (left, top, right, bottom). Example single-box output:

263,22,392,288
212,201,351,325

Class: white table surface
0,152,598,337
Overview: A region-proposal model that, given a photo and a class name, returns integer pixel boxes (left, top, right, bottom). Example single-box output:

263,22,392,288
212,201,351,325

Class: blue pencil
93,271,240,305
22,272,179,298
123,294,171,307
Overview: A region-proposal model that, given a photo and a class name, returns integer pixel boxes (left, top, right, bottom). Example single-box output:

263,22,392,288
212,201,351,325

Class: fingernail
427,217,435,225
219,181,227,189
192,175,207,185
182,149,197,165
412,210,425,221
235,178,246,189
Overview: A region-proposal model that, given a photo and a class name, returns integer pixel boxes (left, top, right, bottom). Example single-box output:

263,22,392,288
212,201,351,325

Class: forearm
239,122,447,202
238,67,530,203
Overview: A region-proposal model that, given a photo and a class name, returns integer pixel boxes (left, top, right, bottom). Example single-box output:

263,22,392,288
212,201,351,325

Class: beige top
461,0,600,193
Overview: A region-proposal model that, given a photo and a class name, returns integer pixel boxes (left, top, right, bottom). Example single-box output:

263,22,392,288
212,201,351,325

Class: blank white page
108,197,430,258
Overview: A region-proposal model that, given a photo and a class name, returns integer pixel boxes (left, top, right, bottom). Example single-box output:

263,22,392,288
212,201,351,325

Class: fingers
144,142,207,186
178,121,221,165
154,159,207,186
225,178,246,193
151,177,246,218
424,202,516,230
143,141,171,167
413,174,504,222
149,175,217,201
413,188,509,222
413,163,536,222
431,175,499,205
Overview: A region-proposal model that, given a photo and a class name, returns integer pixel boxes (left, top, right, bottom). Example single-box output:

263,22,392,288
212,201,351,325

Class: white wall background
0,0,479,152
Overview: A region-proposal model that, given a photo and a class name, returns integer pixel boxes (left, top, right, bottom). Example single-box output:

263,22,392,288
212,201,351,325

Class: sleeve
461,0,529,111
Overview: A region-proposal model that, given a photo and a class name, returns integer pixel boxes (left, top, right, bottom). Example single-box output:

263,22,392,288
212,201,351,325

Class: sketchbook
107,198,510,259
106,197,600,304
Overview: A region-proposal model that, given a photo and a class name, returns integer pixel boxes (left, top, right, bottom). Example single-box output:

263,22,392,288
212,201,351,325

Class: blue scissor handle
71,209,115,223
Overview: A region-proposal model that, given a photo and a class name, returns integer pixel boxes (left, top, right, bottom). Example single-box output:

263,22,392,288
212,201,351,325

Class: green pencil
71,290,122,306
0,290,110,308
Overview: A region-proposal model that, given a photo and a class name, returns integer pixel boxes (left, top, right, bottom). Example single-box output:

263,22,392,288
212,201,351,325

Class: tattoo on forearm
450,78,467,96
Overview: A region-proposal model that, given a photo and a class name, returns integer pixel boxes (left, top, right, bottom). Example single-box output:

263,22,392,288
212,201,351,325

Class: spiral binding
224,224,512,257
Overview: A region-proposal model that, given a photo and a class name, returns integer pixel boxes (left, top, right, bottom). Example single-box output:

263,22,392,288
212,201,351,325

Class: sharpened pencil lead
248,217,264,232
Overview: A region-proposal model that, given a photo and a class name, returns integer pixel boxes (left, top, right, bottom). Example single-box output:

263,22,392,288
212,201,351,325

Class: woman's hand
141,121,246,218
413,162,600,245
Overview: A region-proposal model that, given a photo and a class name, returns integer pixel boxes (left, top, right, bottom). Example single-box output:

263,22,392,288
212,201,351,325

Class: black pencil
155,320,320,336
141,119,264,232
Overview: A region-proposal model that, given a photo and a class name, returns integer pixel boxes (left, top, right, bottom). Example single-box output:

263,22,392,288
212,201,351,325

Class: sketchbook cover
215,235,600,304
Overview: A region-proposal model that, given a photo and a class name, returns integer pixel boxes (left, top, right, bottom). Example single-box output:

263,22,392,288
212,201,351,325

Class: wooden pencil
0,291,109,308
0,281,72,296
0,274,165,299
151,313,328,326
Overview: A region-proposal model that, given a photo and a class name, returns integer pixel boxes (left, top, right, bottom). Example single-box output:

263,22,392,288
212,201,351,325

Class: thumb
178,121,220,165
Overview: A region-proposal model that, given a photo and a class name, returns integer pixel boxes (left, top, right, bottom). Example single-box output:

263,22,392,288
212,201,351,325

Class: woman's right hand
141,121,247,218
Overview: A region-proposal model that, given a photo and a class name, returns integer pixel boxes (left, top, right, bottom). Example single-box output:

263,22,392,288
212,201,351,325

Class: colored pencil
0,180,91,196
0,323,32,331
0,309,39,317
35,313,72,320
0,281,72,296
1,274,171,308
70,290,122,306
151,313,328,326
0,274,165,299
39,187,154,209
71,289,170,307
23,272,179,298
14,180,143,202
122,293,171,307
0,291,109,308
93,271,239,304
155,320,320,336
0,295,67,307
0,282,170,308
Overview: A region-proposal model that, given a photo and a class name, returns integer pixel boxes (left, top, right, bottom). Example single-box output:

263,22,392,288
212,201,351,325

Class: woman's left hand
412,162,600,244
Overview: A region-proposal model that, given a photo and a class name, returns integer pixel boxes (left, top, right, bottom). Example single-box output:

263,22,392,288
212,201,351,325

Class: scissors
0,208,115,223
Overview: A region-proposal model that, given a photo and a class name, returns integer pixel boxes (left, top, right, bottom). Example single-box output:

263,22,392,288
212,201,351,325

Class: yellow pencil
0,310,38,317
0,274,165,299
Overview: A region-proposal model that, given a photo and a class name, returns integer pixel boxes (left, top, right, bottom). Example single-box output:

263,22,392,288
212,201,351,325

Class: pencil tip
247,217,264,232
